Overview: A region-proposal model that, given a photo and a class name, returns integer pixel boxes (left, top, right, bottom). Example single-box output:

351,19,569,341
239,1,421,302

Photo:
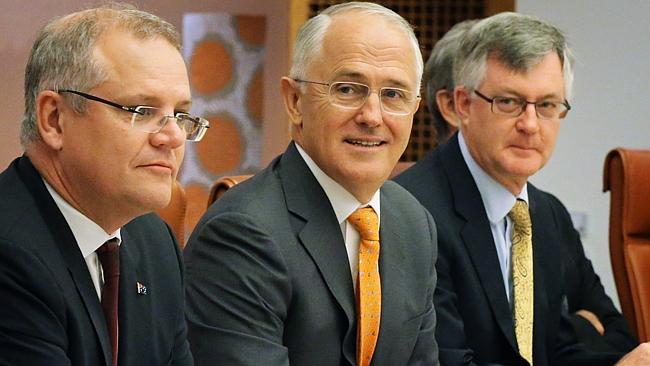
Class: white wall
517,0,650,307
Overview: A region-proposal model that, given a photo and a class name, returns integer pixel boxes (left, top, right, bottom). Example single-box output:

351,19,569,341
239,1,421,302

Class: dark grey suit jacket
185,142,439,365
0,156,192,366
394,135,622,366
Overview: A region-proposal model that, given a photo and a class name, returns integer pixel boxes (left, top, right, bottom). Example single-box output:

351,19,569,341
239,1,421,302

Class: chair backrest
155,180,187,248
207,175,253,207
204,161,415,208
603,147,650,341
390,161,415,178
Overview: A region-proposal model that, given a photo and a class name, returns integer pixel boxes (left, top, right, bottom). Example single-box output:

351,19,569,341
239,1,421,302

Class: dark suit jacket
560,226,638,353
0,156,192,366
185,142,439,366
394,135,623,366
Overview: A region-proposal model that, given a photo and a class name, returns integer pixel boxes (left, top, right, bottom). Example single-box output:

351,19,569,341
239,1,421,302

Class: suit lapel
374,192,406,359
442,138,519,352
116,229,148,363
528,188,551,358
16,157,112,365
279,144,356,363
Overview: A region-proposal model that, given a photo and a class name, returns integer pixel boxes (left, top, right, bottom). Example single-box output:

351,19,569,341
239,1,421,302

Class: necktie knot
508,200,531,229
348,207,379,242
97,238,120,279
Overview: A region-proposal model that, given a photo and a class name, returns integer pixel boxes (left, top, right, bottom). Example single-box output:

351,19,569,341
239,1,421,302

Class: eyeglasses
473,90,571,120
294,79,420,116
56,89,210,141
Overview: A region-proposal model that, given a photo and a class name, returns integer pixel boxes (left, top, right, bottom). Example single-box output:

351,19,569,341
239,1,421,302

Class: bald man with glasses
185,2,439,365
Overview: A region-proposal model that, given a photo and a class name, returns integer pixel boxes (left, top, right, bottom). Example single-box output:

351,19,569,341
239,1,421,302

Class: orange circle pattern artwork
180,13,266,236
236,15,266,46
246,68,264,124
196,115,243,175
190,38,234,95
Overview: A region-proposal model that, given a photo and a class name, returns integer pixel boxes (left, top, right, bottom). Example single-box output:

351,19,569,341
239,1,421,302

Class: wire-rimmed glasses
56,89,210,141
294,79,420,116
474,90,571,120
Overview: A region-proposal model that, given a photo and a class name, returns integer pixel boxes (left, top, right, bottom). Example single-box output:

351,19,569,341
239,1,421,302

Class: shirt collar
295,143,381,224
458,132,528,223
43,179,121,258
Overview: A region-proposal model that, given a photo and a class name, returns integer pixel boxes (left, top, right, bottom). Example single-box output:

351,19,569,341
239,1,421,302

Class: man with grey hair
396,11,650,365
424,18,637,355
0,4,207,365
185,2,439,365
425,19,477,145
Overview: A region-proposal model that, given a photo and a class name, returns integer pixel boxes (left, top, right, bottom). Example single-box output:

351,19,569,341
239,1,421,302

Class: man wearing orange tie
185,2,439,365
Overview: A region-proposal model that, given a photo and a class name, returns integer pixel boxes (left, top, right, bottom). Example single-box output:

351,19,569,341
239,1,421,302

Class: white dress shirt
458,132,528,308
44,180,121,300
296,144,381,290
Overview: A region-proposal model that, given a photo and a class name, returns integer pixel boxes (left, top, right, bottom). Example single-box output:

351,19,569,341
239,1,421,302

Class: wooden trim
486,0,515,16
289,0,310,62
285,0,310,141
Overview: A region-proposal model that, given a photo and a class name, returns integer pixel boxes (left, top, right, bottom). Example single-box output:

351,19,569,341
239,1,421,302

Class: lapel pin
136,282,148,295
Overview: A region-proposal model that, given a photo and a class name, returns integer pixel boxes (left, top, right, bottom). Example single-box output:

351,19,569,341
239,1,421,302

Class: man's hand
575,309,605,335
616,343,650,365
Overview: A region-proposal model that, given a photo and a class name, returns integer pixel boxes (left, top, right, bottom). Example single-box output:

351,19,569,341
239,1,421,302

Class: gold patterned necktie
348,207,381,366
509,200,534,365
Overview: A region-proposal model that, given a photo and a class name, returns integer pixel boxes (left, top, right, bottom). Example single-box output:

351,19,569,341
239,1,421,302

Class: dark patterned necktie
97,238,120,366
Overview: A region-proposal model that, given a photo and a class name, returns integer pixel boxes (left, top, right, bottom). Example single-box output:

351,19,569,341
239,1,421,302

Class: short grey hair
21,3,180,147
289,1,423,91
424,19,477,144
454,12,574,101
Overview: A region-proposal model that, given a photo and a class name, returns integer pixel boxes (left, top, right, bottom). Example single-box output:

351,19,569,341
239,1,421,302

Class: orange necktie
348,207,381,366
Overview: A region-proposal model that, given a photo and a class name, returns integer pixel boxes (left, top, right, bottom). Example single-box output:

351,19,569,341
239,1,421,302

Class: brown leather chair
204,162,414,208
207,175,253,207
603,147,650,341
155,180,187,248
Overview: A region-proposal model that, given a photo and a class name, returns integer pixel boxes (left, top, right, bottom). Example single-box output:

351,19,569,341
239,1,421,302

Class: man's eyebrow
383,78,411,90
122,94,161,105
496,88,564,100
332,71,412,89
122,94,192,109
176,100,192,110
331,71,364,81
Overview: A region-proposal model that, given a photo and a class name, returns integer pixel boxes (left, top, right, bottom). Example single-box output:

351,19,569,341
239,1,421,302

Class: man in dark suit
185,2,439,365
395,12,649,366
423,18,637,354
0,4,208,365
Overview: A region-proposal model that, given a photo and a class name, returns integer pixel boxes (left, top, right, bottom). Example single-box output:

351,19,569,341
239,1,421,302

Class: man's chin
504,165,541,182
134,186,173,213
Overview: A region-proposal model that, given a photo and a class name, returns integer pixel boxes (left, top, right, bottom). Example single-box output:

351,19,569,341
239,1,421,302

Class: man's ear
436,89,459,128
454,86,472,125
280,77,303,129
36,90,66,151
